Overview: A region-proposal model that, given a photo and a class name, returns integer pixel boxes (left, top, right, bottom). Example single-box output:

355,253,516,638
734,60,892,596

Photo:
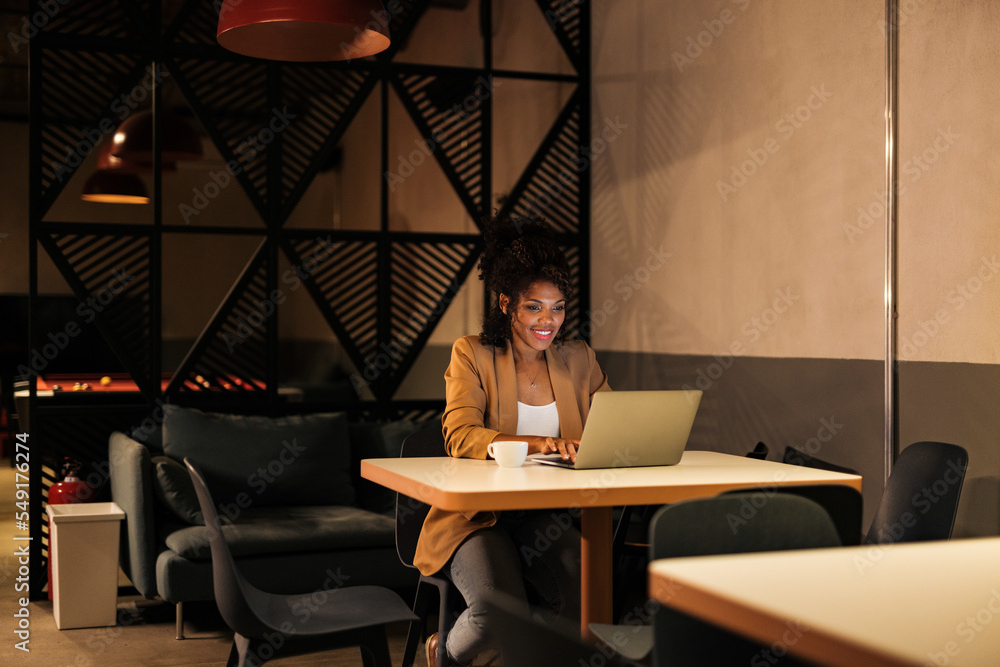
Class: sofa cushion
164,505,395,560
151,456,204,525
162,405,354,509
130,421,164,453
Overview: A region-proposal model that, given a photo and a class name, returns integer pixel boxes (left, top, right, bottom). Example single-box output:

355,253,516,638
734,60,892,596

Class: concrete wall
591,0,999,535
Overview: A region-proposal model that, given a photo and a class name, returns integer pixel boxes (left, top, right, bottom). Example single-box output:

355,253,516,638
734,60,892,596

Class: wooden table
362,450,862,637
649,537,1000,667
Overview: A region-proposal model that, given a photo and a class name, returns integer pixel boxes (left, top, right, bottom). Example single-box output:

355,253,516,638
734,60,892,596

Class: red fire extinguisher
47,457,96,600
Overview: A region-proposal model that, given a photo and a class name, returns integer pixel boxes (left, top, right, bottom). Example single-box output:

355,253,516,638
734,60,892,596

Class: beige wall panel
592,0,884,360
897,0,1000,364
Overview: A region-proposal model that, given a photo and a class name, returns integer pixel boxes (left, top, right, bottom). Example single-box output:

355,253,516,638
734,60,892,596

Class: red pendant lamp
216,0,391,62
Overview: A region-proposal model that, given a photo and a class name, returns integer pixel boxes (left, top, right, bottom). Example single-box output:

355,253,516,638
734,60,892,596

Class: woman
414,214,611,665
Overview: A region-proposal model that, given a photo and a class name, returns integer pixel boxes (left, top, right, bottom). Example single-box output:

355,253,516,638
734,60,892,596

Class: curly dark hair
478,213,573,349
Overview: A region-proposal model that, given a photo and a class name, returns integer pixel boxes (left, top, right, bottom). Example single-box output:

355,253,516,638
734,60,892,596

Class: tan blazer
413,335,611,575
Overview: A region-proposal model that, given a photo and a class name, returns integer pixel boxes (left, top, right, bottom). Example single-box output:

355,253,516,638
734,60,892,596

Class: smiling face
500,280,566,356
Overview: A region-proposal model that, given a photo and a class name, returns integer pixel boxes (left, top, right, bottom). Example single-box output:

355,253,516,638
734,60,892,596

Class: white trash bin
46,502,125,629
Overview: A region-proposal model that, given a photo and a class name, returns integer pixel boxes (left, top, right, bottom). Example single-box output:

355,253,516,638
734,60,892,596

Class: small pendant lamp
216,0,391,62
110,110,203,168
82,142,150,204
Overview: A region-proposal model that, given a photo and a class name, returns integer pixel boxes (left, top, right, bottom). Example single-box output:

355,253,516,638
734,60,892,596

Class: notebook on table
528,390,702,470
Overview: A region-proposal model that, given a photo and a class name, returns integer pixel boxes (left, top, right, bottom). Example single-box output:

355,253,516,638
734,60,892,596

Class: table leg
580,505,613,638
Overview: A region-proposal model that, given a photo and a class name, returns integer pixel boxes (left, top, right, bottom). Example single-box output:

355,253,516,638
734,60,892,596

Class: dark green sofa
109,405,420,638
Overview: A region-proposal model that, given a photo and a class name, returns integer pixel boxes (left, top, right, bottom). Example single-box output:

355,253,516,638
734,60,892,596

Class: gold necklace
517,355,545,388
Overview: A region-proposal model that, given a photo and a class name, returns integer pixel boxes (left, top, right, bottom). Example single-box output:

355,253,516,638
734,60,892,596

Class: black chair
593,492,842,666
183,459,417,667
864,440,968,545
395,427,464,667
769,484,862,546
485,591,632,667
610,440,774,619
653,493,843,667
782,445,859,476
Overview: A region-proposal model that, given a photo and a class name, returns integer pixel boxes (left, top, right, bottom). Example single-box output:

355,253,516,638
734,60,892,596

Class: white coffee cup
488,441,529,468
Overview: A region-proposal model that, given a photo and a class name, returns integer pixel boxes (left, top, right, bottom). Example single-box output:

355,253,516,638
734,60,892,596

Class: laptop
529,389,702,470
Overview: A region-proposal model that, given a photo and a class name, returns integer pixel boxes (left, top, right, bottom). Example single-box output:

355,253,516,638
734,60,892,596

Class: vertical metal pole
884,0,899,485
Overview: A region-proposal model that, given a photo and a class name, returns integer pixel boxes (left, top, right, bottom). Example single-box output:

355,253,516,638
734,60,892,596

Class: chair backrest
782,446,859,476
184,458,271,638
650,493,842,667
395,426,447,568
745,441,769,460
864,441,968,545
649,492,842,561
722,484,863,546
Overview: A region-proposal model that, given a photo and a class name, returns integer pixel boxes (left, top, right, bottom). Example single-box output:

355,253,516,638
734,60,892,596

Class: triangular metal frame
36,223,157,398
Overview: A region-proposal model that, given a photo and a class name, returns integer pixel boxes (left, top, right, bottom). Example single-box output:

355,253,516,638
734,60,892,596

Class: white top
517,401,559,437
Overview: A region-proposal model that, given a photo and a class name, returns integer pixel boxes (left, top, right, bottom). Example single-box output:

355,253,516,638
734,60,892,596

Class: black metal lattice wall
26,0,590,598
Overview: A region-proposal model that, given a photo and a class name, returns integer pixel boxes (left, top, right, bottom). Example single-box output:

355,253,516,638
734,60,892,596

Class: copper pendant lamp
110,109,203,168
82,142,150,204
216,0,391,62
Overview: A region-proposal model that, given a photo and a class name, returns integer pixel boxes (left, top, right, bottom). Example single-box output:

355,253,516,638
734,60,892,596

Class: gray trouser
443,509,581,665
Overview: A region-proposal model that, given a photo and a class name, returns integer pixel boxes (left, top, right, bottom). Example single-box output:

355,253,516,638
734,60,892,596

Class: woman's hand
491,435,581,462
530,436,581,462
